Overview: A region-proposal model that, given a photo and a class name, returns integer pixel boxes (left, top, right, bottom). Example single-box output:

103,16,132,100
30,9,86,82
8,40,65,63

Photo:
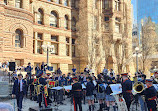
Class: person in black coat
86,76,95,111
96,74,104,111
12,74,27,111
105,77,116,111
140,79,157,111
121,73,133,111
37,74,47,108
72,77,83,111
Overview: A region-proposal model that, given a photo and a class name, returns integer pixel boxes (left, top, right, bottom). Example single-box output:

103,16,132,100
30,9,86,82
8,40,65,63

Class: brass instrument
133,81,145,93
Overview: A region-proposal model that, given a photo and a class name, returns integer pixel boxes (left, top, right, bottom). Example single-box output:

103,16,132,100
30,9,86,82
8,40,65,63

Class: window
51,36,58,42
15,29,23,48
55,0,60,4
50,11,58,27
51,36,58,55
37,33,43,40
71,0,76,8
66,37,69,43
37,33,43,54
33,40,35,53
64,15,69,29
115,23,120,33
71,17,76,31
72,39,75,44
66,45,70,56
72,39,75,57
4,0,7,5
64,0,68,6
15,0,22,8
37,8,43,25
66,37,70,56
37,41,43,54
115,0,120,11
104,0,109,9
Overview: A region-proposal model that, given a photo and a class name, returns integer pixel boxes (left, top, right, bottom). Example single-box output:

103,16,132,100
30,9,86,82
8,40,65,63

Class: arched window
71,17,76,31
15,0,22,8
37,8,44,25
15,29,23,48
64,0,68,6
50,11,58,27
64,15,69,29
4,0,7,5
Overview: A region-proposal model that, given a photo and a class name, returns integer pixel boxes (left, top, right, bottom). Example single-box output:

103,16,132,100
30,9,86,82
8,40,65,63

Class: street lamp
133,47,142,72
42,44,54,65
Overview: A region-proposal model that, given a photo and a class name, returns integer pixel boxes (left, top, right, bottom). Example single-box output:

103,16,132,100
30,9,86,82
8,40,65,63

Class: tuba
133,81,145,93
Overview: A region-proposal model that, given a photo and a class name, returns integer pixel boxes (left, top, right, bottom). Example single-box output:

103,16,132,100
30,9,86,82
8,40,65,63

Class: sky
131,0,137,24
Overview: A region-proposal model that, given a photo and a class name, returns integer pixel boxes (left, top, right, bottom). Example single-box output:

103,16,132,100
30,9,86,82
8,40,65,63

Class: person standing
86,76,95,111
140,79,157,111
102,67,108,75
72,77,83,111
121,73,133,111
25,62,33,80
12,74,27,111
35,64,40,75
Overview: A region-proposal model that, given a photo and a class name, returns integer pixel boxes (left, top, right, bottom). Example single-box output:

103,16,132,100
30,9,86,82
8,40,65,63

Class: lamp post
133,47,142,72
42,44,54,65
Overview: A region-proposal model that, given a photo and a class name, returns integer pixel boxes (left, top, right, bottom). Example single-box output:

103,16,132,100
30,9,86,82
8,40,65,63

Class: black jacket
86,81,94,96
72,82,82,98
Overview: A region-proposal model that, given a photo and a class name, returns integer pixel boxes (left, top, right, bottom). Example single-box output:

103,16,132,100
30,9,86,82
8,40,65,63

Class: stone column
34,11,37,23
35,32,37,54
23,0,29,10
8,0,15,7
44,13,50,26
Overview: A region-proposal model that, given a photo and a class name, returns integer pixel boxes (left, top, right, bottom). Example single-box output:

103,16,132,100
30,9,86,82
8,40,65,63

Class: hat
155,71,158,74
72,77,78,81
121,73,128,76
145,79,152,83
47,73,51,76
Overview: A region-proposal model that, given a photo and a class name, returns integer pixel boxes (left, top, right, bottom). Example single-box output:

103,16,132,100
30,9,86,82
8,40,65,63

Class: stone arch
9,23,28,35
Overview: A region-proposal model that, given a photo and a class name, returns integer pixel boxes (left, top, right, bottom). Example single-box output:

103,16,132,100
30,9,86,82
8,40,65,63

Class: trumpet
133,81,145,94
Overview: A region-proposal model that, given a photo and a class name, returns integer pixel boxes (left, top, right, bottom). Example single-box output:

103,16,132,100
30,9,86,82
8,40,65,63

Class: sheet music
51,86,63,90
153,84,158,91
110,84,122,95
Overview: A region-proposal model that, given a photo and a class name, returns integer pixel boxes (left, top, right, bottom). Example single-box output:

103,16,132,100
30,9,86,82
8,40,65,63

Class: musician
66,73,72,85
105,77,116,111
79,73,84,83
24,74,30,98
140,79,157,111
12,74,27,111
121,73,133,111
29,74,35,100
116,75,121,83
141,74,146,84
96,74,104,111
84,65,90,74
25,62,33,80
109,73,115,83
35,64,40,74
41,62,47,74
37,74,47,108
72,77,83,111
86,76,95,111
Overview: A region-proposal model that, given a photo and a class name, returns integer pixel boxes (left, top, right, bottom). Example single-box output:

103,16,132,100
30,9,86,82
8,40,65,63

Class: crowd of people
10,62,158,111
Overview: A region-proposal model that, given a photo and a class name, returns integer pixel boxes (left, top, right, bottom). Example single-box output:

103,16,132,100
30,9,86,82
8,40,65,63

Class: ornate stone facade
0,0,134,74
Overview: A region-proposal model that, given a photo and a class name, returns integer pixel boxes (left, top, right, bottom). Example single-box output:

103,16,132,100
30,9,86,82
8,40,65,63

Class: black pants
16,92,23,111
123,93,132,111
146,100,157,111
74,97,82,111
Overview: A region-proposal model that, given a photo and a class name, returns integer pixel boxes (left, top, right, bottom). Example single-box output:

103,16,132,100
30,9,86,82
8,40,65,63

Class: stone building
0,0,134,74
132,24,139,50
